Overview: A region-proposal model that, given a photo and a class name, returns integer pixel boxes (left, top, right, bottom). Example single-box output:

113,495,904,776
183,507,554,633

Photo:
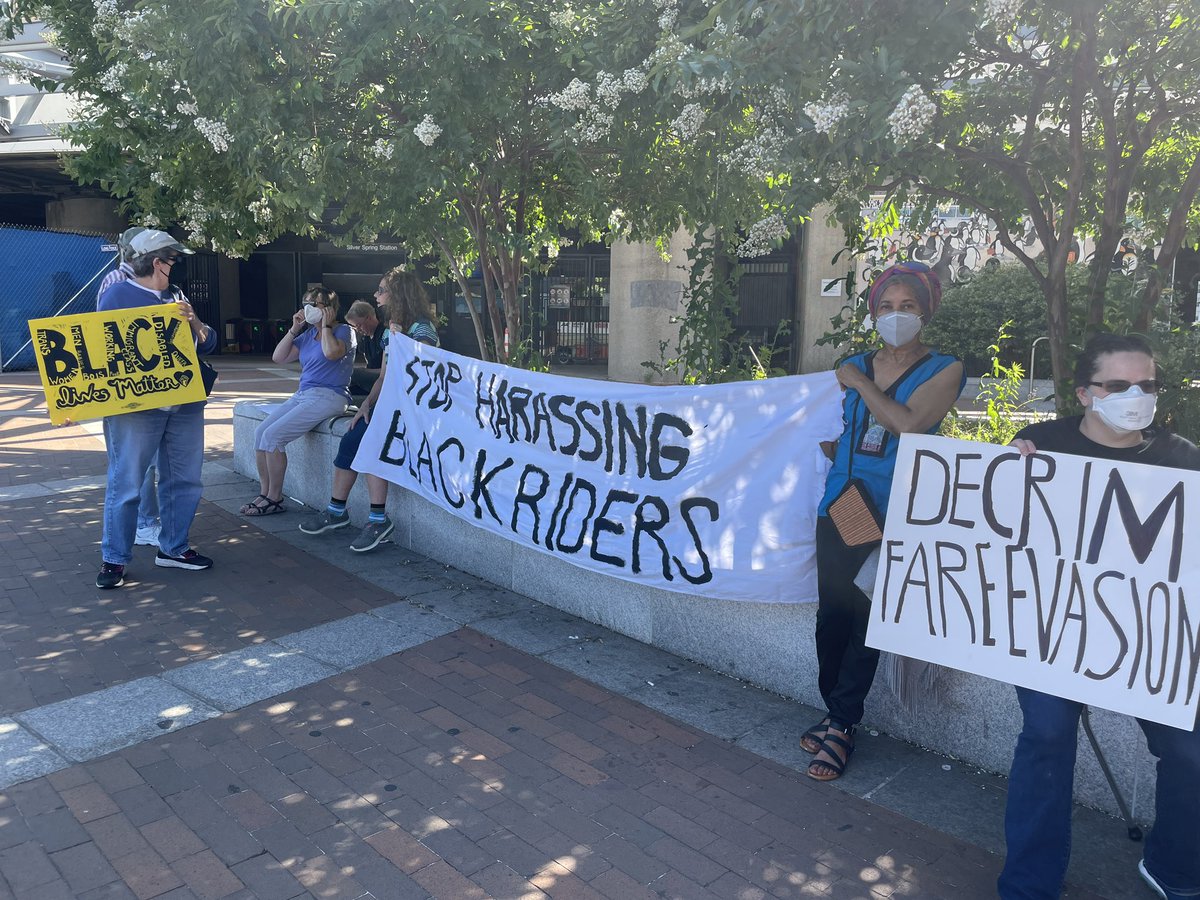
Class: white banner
866,434,1200,729
353,339,844,602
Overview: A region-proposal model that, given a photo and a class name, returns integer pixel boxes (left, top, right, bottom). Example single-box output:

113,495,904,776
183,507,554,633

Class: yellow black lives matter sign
29,304,206,425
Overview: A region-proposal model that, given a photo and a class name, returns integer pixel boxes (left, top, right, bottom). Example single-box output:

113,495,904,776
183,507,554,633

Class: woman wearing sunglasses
999,333,1200,900
242,286,355,516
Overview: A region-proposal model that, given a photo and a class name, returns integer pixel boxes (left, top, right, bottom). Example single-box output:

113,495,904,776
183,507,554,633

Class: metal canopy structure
0,20,93,224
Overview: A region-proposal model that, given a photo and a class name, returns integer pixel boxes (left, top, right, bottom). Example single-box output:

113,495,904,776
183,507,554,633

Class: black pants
815,516,881,727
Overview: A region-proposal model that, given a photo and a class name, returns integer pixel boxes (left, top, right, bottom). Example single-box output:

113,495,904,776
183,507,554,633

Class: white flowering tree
532,0,977,380
704,0,1200,392
27,0,687,364
17,0,990,377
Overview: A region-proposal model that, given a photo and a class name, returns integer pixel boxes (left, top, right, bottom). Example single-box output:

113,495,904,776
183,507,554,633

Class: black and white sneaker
155,549,214,570
96,562,125,589
299,509,350,534
350,518,394,553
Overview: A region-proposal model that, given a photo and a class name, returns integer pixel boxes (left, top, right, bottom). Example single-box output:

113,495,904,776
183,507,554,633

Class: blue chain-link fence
0,224,116,371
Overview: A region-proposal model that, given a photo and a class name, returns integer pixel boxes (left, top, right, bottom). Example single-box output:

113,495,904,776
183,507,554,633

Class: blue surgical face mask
875,311,923,347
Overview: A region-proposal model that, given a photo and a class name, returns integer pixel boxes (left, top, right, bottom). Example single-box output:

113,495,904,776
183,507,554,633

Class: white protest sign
866,433,1200,729
353,339,844,602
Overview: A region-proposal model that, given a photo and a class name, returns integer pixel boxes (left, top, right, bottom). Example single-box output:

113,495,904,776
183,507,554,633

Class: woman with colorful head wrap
802,262,965,781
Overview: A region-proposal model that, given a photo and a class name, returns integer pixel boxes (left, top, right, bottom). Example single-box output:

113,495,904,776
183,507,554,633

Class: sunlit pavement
0,359,1132,899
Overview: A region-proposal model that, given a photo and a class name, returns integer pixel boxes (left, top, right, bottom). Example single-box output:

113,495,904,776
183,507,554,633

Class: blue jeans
999,687,1200,899
102,404,205,565
137,464,159,530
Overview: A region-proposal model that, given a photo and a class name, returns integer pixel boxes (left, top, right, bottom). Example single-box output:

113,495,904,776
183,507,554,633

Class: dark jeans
999,687,1200,899
334,416,369,471
814,516,881,726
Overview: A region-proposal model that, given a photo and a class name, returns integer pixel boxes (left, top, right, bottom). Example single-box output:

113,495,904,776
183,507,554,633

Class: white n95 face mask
875,311,923,347
1090,386,1157,433
303,304,324,325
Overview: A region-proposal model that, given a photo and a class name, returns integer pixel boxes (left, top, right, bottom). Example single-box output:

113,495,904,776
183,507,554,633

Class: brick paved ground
0,628,1057,900
0,493,410,716
0,359,389,715
0,360,1122,899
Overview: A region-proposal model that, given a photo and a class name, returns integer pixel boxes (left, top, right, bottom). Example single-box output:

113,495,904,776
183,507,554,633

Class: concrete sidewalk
0,363,1148,899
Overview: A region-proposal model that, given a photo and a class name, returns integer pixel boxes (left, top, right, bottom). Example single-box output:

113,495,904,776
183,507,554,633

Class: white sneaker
135,523,161,546
1138,859,1168,900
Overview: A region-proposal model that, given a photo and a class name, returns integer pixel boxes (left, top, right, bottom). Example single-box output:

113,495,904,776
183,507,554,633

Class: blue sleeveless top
818,350,964,518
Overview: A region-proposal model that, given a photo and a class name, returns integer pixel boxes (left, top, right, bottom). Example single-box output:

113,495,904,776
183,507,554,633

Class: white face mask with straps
1089,385,1157,433
303,304,325,325
875,311,923,347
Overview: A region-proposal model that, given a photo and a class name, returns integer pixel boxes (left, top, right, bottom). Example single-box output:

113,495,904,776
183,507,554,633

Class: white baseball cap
129,229,195,258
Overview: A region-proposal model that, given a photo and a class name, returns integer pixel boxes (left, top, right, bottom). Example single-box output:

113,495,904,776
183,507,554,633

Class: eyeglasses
1088,379,1163,394
160,257,181,267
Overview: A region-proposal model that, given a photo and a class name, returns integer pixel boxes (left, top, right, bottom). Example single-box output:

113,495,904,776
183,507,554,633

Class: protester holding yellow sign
30,302,208,425
90,229,217,588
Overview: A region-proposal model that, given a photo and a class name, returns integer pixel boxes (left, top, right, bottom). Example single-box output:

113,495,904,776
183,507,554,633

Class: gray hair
345,300,376,322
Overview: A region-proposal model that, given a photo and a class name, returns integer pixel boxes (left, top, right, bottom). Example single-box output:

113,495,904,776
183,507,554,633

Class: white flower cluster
983,0,1023,24
887,85,936,145
177,100,198,116
413,114,442,146
647,34,692,66
803,91,850,134
195,117,232,152
548,8,574,29
97,62,127,93
111,9,150,44
371,138,395,160
546,77,590,111
92,0,119,36
150,171,167,186
594,71,622,108
658,7,678,30
671,103,706,140
738,214,789,258
248,198,272,224
674,73,732,99
576,108,615,143
299,148,320,175
729,124,785,180
622,68,648,94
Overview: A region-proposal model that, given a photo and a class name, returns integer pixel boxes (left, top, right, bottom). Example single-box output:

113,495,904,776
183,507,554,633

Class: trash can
224,318,242,353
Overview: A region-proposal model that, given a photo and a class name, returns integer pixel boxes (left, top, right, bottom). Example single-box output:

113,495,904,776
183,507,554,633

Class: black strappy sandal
243,497,286,516
238,494,268,515
807,723,855,782
800,716,832,754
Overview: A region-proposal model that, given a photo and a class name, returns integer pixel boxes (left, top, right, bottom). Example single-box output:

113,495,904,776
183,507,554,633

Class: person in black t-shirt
998,334,1200,900
345,300,388,398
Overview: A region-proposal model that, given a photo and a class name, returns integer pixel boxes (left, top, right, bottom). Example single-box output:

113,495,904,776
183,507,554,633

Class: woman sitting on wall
240,285,356,516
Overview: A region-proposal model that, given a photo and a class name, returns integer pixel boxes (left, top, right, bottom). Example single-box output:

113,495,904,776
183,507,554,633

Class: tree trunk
1044,270,1073,402
1134,151,1200,330
432,232,490,362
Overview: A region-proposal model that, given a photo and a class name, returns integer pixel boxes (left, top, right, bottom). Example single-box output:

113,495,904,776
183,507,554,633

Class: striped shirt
407,319,440,347
96,261,135,305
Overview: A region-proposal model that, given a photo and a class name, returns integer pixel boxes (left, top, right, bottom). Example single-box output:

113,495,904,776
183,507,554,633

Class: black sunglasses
1087,379,1163,394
